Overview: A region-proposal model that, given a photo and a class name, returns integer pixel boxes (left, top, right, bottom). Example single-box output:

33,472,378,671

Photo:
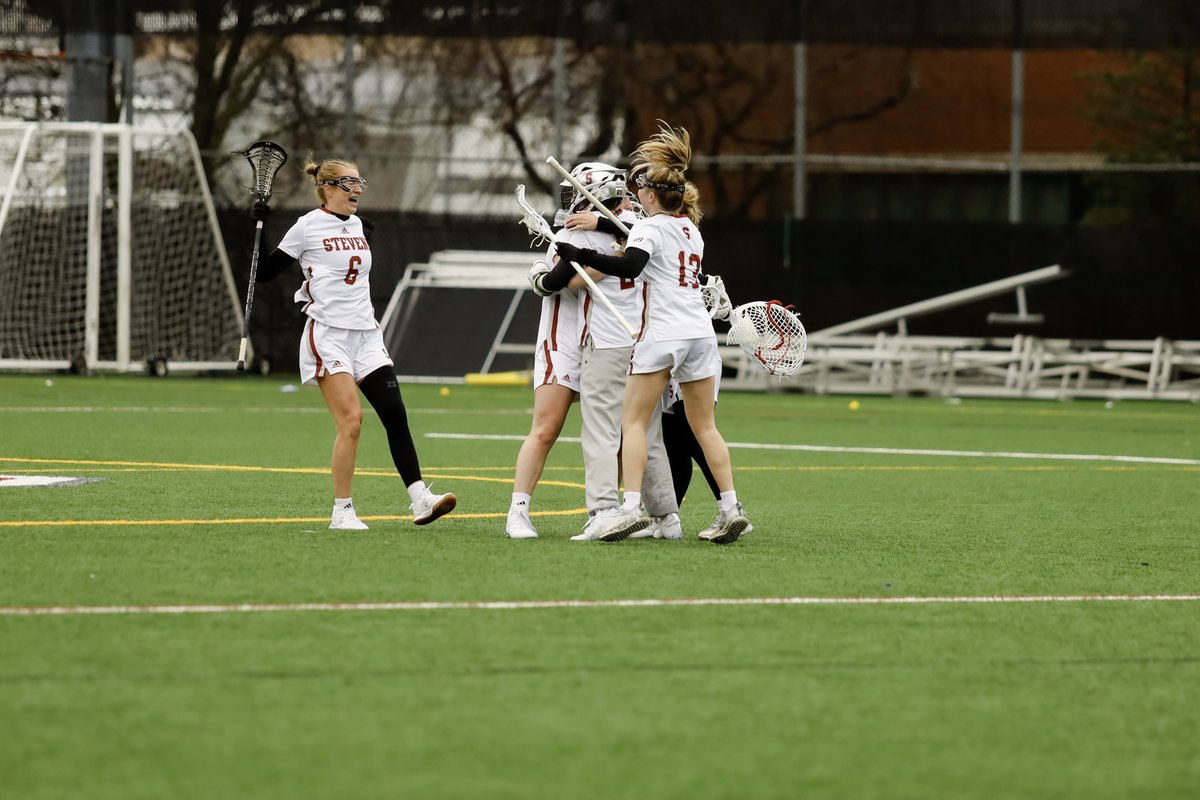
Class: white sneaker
705,504,750,545
411,485,457,525
588,506,649,542
571,508,614,541
505,507,538,539
697,503,753,540
329,503,369,531
651,512,683,540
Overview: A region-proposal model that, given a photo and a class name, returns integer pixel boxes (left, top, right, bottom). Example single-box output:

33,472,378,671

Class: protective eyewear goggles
324,176,368,191
629,172,685,194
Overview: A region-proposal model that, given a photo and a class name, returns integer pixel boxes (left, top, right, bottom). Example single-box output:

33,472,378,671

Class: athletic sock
718,490,739,513
511,492,531,513
622,491,641,511
406,481,427,502
334,497,354,512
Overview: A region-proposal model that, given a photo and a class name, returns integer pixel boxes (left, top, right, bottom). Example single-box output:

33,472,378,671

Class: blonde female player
253,156,456,530
543,124,750,544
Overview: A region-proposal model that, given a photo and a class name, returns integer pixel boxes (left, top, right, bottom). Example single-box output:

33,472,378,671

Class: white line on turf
3,594,1198,617
425,433,1200,466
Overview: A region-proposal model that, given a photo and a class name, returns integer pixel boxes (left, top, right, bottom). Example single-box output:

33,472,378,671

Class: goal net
0,122,244,373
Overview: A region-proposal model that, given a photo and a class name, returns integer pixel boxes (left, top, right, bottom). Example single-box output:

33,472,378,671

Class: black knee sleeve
359,366,422,486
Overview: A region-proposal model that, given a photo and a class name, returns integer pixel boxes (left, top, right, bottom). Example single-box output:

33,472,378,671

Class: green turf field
1,374,1198,799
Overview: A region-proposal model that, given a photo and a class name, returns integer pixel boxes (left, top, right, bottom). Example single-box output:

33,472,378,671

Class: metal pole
794,41,807,221
553,37,566,161
342,34,357,154
1009,0,1024,223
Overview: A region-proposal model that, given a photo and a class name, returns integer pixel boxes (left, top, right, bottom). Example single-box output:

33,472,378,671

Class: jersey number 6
344,255,361,285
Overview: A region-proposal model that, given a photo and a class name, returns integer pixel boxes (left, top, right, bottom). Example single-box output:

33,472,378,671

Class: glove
251,200,270,222
359,215,375,243
554,241,592,265
527,260,553,297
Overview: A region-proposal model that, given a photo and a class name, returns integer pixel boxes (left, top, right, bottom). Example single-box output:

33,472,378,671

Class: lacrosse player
541,124,751,544
502,168,591,539
253,156,456,531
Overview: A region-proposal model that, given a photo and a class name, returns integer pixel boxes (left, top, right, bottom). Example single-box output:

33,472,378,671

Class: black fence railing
7,0,1200,48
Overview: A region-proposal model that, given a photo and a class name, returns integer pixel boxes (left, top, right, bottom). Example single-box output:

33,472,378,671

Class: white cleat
697,503,753,541
411,485,457,525
588,506,649,542
330,504,369,531
704,504,750,545
571,508,610,541
505,507,538,539
651,512,683,540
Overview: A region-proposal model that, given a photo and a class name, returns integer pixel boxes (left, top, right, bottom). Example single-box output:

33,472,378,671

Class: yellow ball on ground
439,387,451,397
848,400,861,411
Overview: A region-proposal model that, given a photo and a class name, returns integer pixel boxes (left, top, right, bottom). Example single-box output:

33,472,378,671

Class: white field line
426,433,1200,466
3,594,1199,617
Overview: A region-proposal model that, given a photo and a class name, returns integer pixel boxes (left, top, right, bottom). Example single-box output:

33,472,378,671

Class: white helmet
559,161,626,213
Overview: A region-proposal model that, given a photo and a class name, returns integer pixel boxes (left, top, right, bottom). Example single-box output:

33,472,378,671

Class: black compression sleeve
595,216,624,237
359,366,422,486
257,248,296,283
568,246,649,279
540,257,578,293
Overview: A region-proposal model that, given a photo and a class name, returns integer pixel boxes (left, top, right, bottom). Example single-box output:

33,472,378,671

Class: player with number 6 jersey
277,206,375,330
254,155,456,532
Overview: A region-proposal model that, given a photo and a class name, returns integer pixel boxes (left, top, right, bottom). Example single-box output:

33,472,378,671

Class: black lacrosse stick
234,141,288,371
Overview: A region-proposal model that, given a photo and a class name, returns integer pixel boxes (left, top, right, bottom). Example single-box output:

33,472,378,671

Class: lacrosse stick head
238,140,288,202
700,274,732,321
515,184,554,247
727,300,807,379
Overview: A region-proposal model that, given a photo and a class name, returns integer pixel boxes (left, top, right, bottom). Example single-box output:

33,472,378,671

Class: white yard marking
426,433,1200,466
2,594,1197,617
0,474,96,487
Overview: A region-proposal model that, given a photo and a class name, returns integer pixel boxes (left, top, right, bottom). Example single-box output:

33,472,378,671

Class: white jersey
277,207,377,330
625,213,711,341
539,234,583,362
570,209,644,350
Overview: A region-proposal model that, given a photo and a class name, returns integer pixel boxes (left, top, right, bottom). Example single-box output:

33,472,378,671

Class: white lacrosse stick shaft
521,173,637,339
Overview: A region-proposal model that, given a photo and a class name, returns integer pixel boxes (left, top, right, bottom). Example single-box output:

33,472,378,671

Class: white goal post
0,122,245,373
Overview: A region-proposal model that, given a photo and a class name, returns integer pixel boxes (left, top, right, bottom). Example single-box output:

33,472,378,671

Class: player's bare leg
318,371,366,529
618,368,672,497
679,377,749,543
507,381,576,539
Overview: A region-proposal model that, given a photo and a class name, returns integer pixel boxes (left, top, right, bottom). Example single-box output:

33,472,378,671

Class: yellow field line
0,508,589,528
0,456,585,488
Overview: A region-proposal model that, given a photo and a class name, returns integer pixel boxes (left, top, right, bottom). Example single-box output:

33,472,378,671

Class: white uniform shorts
533,342,582,392
631,327,721,383
299,318,394,387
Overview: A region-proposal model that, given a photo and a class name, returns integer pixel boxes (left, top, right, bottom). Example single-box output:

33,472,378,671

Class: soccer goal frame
0,122,245,374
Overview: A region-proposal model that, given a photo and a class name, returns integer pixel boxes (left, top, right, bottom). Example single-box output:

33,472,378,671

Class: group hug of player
238,122,804,543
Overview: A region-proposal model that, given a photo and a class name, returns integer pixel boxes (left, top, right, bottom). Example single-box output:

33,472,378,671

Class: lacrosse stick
726,300,807,378
514,183,554,247
235,140,288,371
514,183,638,339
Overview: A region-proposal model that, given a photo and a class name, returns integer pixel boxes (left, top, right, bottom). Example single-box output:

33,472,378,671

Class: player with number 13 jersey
624,213,709,342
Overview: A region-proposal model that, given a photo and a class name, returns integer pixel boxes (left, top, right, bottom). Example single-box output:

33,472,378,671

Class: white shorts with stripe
533,341,582,393
631,327,721,383
299,318,393,387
